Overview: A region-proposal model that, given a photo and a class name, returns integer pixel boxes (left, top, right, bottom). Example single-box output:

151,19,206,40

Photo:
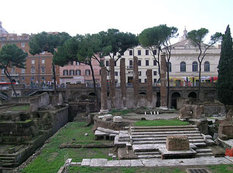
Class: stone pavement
79,157,233,167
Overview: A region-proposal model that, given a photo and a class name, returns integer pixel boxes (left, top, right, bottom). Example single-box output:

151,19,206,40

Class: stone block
102,114,113,121
113,116,123,123
218,123,233,140
166,135,189,151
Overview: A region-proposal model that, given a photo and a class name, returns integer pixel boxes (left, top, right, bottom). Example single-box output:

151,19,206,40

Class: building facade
169,31,220,86
104,45,159,86
0,22,59,86
59,58,101,86
104,30,220,87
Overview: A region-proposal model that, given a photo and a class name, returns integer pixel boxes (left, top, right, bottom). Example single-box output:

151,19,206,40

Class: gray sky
1,0,232,38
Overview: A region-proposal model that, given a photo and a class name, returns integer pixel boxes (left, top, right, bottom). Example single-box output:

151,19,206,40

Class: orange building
0,22,59,86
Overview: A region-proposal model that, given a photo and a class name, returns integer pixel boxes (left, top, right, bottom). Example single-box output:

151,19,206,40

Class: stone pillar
120,58,127,109
146,69,153,106
160,52,167,108
133,56,139,107
100,66,108,112
109,58,115,108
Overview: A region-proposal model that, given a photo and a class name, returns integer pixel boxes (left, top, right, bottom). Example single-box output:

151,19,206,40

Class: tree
160,25,178,108
0,44,27,97
139,26,164,80
217,25,233,106
187,28,222,99
54,34,101,110
97,29,138,108
139,25,178,107
29,32,71,91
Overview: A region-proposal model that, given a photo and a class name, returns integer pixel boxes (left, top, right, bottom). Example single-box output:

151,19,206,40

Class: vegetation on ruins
0,44,27,97
187,28,222,99
139,24,178,108
217,25,233,105
134,119,189,126
29,32,71,91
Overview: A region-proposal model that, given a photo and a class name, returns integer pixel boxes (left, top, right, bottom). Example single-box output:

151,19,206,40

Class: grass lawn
21,122,112,173
134,119,189,126
68,167,185,173
9,105,30,111
109,109,134,116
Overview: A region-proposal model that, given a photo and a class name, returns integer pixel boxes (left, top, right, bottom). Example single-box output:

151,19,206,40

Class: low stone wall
93,115,130,131
29,92,49,112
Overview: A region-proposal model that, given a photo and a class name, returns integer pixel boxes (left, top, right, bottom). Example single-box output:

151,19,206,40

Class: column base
99,109,109,114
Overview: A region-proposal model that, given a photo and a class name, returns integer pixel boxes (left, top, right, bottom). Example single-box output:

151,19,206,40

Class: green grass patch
208,164,233,173
68,166,185,173
21,122,112,173
134,119,189,126
9,105,30,111
109,109,134,116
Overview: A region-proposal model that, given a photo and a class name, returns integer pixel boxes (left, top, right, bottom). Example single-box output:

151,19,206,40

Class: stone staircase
114,125,214,159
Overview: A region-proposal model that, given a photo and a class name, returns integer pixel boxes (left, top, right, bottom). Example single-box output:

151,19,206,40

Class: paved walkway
73,157,233,167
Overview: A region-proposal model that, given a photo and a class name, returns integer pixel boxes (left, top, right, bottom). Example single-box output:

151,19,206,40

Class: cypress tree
217,25,233,105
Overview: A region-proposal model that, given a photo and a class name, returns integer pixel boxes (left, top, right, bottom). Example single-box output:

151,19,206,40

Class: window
21,42,25,48
138,71,142,76
106,60,109,66
138,50,141,55
168,62,172,72
138,60,141,66
153,60,157,66
41,76,45,80
1,69,4,74
31,66,35,73
41,67,45,73
129,50,133,56
146,60,149,66
85,69,91,76
145,50,149,55
76,70,81,75
154,78,157,83
144,79,147,83
42,59,45,64
153,71,157,76
63,70,68,76
69,70,75,75
115,72,118,76
1,77,4,81
129,60,133,66
114,61,117,66
31,76,34,81
192,61,198,72
180,61,186,72
31,60,35,64
204,61,210,72
139,79,141,83
99,69,101,75
153,50,157,55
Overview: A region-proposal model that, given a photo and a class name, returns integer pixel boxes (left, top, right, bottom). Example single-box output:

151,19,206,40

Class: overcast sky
1,0,232,39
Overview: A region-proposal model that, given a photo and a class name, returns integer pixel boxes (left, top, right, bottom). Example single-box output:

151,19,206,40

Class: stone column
133,56,139,107
109,58,115,108
160,52,167,108
120,58,127,109
146,69,153,106
100,66,108,112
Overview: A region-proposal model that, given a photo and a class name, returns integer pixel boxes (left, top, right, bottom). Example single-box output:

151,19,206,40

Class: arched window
204,61,210,72
76,70,81,75
180,61,186,72
69,70,74,75
85,69,91,76
63,70,68,76
192,61,198,72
